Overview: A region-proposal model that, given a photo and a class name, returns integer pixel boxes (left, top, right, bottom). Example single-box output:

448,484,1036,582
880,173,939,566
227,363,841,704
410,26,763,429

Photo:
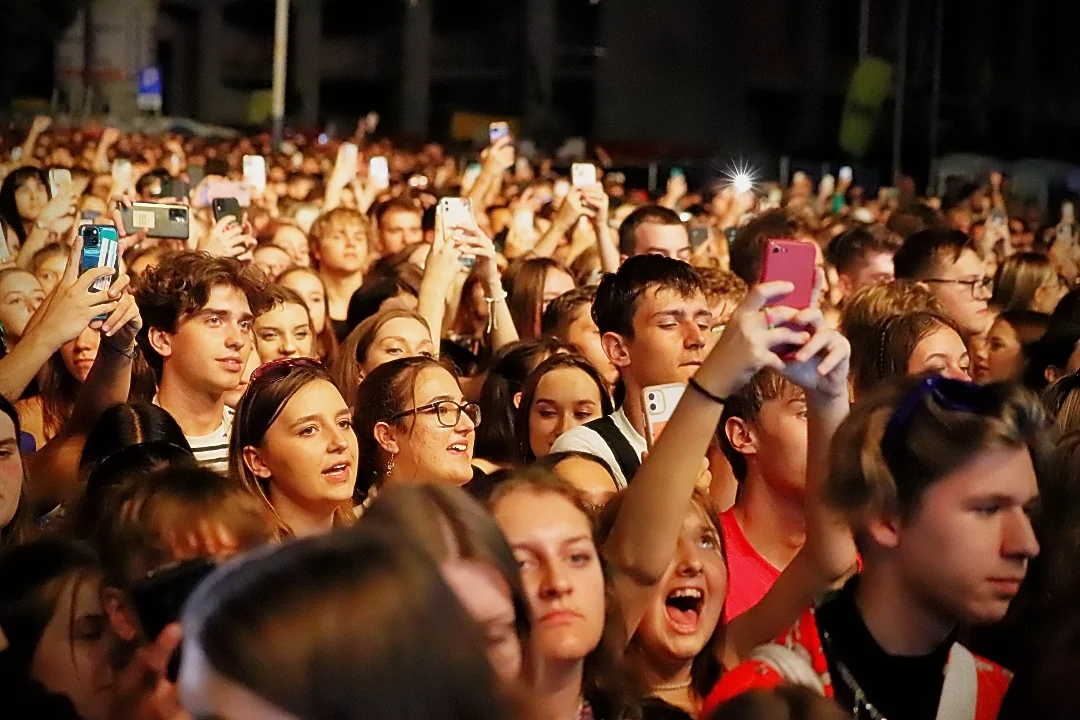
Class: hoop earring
385,453,396,477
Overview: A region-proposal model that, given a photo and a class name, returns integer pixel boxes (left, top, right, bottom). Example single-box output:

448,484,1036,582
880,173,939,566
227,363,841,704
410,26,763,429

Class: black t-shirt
640,697,693,720
816,578,954,720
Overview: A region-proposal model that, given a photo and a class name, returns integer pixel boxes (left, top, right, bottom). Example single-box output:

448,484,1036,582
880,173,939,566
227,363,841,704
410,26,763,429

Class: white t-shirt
153,398,234,474
548,407,647,489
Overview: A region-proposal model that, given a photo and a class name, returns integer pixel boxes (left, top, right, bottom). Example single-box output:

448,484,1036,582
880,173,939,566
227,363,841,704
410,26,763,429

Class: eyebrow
425,394,458,404
199,308,254,322
0,439,17,450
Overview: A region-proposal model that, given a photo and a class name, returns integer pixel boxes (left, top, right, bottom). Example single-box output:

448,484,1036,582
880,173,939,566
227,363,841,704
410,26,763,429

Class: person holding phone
0,167,76,268
134,252,272,473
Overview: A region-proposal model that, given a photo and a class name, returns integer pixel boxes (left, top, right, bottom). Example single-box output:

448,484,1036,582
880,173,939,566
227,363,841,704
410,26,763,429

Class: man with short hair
893,227,994,338
550,255,710,487
826,226,902,299
375,199,424,256
540,286,619,388
135,252,272,472
617,205,691,261
729,211,799,287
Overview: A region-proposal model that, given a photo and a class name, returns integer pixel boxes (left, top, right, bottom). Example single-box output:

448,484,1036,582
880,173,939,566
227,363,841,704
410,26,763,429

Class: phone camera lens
649,404,657,411
772,247,779,253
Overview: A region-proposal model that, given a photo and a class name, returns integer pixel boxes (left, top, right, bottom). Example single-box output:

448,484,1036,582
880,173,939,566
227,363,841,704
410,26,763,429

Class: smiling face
244,379,358,513
528,367,605,458
254,302,315,363
381,366,477,486
634,503,727,666
494,487,606,664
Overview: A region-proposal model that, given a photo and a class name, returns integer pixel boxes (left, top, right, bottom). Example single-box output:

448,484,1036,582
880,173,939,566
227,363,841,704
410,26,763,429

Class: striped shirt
153,397,233,474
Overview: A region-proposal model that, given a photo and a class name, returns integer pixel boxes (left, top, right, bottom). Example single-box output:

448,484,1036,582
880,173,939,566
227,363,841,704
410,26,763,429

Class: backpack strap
584,415,641,484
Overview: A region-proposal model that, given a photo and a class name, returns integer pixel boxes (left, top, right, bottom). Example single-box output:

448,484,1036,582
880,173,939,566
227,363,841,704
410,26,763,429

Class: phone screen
489,122,510,144
79,225,120,293
243,155,267,194
440,198,474,266
369,156,390,190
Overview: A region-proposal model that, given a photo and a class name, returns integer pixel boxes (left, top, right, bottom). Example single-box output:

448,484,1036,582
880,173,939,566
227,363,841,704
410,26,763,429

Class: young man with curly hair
134,252,272,471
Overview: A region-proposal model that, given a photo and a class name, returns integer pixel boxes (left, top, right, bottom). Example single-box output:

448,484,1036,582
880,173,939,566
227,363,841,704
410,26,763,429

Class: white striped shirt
152,397,233,474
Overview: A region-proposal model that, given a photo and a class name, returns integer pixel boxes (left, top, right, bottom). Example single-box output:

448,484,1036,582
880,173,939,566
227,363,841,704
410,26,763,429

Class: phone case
572,163,597,188
212,198,243,224
760,239,816,310
643,383,686,447
489,122,510,143
243,155,267,192
79,225,120,292
121,203,191,240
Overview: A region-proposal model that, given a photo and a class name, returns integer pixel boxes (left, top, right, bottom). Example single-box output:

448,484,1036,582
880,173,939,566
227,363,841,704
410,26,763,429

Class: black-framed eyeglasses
250,357,323,385
881,376,1005,475
923,276,994,297
386,400,482,428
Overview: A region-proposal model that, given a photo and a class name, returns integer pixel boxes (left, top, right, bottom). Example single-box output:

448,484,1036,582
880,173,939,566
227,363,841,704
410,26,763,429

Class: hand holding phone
760,239,817,358
79,225,121,293
438,197,475,266
643,383,686,448
212,197,243,224
572,163,597,188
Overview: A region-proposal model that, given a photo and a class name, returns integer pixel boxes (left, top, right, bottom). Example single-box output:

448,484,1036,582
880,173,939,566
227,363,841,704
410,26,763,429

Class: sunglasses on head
249,357,324,385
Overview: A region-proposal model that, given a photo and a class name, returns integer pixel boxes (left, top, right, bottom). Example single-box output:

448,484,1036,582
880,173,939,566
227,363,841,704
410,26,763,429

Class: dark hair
992,253,1058,312
536,450,618,487
94,464,275,588
892,227,973,281
826,376,1052,524
515,354,613,463
230,361,353,535
277,266,340,363
504,258,573,340
486,468,641,720
474,337,570,465
0,167,48,243
362,483,532,649
374,197,423,227
541,285,596,338
729,210,798,285
345,277,420,335
826,225,902,276
592,255,704,338
706,686,849,720
37,340,83,442
719,369,804,483
134,251,273,375
851,311,964,398
1041,373,1080,434
0,395,33,547
181,529,512,720
618,204,684,256
332,308,432,406
1024,321,1080,391
352,355,453,502
136,169,172,198
0,538,100,678
886,202,944,240
1052,288,1080,324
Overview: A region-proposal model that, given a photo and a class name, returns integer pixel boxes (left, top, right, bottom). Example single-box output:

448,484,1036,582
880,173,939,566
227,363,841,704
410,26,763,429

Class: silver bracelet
483,290,507,333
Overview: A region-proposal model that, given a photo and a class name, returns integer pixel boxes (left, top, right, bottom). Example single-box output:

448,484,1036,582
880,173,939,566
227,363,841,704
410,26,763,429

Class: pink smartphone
643,383,686,449
760,239,816,310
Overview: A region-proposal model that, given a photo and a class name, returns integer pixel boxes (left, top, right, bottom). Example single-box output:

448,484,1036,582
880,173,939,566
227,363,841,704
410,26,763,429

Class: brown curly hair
133,251,273,376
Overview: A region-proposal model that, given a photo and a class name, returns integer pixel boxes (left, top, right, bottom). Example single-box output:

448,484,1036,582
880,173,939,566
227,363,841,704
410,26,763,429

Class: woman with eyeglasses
353,356,481,505
229,358,358,537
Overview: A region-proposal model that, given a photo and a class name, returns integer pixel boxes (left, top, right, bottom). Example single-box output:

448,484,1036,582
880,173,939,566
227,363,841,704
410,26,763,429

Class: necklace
822,631,888,720
653,679,692,692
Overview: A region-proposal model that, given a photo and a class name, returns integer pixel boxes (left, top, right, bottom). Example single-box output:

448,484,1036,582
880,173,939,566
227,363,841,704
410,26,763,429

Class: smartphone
1063,201,1075,225
439,197,474,267
10,147,22,164
341,142,359,166
79,225,120,293
369,156,390,190
643,383,686,448
688,226,710,250
187,166,205,186
670,168,685,179
243,155,267,195
839,166,853,183
48,168,72,198
121,203,191,240
132,558,216,681
197,179,251,208
111,159,133,195
572,163,597,188
489,121,511,144
212,197,243,224
760,239,816,310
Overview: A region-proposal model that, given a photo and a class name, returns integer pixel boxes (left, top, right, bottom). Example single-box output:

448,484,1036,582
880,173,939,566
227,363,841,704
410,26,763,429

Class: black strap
584,415,640,483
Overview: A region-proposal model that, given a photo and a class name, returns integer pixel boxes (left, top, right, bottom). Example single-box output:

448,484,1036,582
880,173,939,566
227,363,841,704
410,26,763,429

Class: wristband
483,290,508,333
688,377,728,406
106,343,138,359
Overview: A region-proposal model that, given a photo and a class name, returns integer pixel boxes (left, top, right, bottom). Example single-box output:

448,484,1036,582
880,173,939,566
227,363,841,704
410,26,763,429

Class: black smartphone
212,197,242,224
186,166,205,186
132,558,216,680
160,178,190,200
120,203,191,240
688,226,710,250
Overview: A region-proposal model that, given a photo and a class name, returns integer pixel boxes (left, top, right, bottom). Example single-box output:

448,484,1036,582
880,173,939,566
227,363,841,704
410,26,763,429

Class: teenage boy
135,251,271,472
550,255,711,487
540,286,619,388
310,207,368,340
718,368,809,621
703,377,1045,720
825,226,902,299
617,205,691,261
893,227,995,339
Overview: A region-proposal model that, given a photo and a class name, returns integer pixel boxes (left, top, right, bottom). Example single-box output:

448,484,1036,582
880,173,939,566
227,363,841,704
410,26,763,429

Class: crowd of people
2,112,1080,720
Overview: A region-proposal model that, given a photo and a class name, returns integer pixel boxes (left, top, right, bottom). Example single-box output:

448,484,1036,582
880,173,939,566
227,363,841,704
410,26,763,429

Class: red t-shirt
720,508,782,623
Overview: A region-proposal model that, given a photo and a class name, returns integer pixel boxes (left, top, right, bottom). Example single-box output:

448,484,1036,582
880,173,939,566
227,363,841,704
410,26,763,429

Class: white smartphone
369,156,390,190
572,162,597,188
642,383,686,448
0,218,11,264
243,155,267,195
839,166,853,183
341,142,359,166
489,121,510,144
439,197,474,266
112,159,133,195
48,168,72,198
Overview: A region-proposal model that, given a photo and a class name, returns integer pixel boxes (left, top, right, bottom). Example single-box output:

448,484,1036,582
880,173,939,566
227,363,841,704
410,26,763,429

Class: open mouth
448,442,468,455
322,462,351,483
665,587,704,631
